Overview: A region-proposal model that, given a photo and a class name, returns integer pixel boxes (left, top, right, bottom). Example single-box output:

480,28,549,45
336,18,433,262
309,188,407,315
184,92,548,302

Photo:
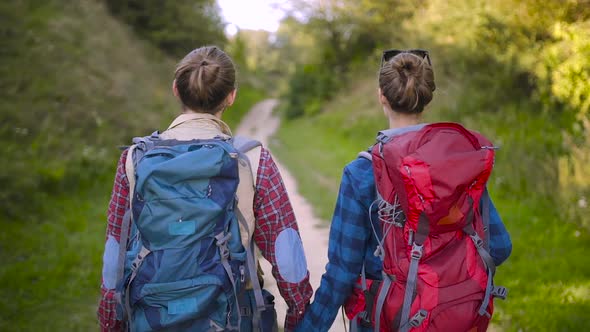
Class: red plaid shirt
98,147,312,332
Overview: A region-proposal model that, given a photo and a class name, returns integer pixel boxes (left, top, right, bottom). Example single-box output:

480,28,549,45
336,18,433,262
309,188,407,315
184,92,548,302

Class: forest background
0,0,588,331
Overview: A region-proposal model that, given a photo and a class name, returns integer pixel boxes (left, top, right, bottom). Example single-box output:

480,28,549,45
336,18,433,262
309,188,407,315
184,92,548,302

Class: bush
103,0,227,58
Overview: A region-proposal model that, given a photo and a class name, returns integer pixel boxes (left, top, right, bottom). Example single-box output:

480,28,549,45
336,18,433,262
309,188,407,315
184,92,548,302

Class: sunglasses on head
380,49,432,67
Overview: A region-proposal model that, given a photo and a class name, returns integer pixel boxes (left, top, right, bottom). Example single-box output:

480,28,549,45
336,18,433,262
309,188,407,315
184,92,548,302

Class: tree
104,0,227,58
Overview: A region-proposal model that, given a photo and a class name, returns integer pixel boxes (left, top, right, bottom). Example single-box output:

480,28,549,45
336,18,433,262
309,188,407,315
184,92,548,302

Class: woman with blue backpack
295,50,512,332
98,46,312,332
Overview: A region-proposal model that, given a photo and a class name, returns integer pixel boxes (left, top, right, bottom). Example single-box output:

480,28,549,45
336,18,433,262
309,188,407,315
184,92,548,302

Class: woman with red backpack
295,50,512,332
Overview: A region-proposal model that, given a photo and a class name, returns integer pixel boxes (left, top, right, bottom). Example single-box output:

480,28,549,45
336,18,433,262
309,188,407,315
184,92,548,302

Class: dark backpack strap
114,210,131,307
235,208,266,329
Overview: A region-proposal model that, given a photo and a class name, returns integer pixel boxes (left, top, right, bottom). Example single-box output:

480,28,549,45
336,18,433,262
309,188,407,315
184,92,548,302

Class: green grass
491,196,590,331
273,71,590,331
0,182,109,331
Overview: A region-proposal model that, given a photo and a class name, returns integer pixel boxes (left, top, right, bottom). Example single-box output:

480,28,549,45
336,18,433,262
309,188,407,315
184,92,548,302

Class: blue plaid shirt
295,157,512,332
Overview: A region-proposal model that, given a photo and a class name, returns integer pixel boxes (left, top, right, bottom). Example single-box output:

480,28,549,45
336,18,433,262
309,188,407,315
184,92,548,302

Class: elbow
492,240,512,267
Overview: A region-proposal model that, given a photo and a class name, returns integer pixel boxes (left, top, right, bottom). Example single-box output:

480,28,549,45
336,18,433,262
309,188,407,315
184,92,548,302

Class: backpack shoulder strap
232,136,266,324
233,135,263,153
114,145,137,314
124,146,137,200
233,135,263,182
233,136,262,246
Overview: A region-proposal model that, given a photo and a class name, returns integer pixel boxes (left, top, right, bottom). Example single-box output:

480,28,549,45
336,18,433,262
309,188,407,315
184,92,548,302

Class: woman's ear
378,88,391,110
172,79,179,98
225,88,237,107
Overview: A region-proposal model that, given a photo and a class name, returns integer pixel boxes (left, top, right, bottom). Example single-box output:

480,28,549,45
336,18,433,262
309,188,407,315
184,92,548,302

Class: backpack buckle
239,265,245,283
491,286,508,300
469,233,484,249
358,311,372,327
409,309,428,327
410,244,423,260
239,306,251,317
373,245,384,260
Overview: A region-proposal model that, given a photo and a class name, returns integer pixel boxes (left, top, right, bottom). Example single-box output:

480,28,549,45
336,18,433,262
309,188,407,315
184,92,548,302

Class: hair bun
174,46,236,114
398,60,417,76
379,52,435,114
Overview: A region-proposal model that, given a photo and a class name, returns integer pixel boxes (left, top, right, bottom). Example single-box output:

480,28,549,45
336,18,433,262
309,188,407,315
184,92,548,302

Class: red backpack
350,123,507,332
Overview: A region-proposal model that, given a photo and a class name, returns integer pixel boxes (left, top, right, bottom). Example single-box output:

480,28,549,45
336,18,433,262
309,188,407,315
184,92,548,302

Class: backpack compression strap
112,145,136,309
235,209,265,330
397,212,430,332
232,136,267,330
463,195,508,316
112,145,137,316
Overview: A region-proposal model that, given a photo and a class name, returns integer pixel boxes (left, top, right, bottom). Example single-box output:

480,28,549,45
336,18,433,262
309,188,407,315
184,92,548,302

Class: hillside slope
0,1,179,330
0,1,261,330
0,0,180,216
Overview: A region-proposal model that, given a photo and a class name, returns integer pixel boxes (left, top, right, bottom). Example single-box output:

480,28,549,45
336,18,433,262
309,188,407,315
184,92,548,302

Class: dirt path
236,99,348,332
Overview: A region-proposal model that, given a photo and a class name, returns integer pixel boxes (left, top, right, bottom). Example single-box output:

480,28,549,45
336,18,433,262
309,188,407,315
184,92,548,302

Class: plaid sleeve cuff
98,288,124,332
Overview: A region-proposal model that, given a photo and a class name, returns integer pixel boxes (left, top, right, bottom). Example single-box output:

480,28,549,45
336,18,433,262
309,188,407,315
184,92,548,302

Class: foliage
0,0,178,218
537,20,590,124
267,0,402,118
224,81,266,130
559,119,590,231
103,0,227,58
282,63,340,118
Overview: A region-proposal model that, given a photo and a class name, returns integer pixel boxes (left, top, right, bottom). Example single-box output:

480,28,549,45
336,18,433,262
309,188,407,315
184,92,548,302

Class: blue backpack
114,133,276,332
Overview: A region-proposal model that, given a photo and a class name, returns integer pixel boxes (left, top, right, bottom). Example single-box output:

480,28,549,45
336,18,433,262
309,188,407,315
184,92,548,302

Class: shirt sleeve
253,148,313,332
486,192,512,266
97,150,129,332
295,165,370,332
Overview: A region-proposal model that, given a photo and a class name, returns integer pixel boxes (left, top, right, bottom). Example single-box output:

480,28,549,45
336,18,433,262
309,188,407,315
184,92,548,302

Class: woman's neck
388,111,421,129
181,106,223,119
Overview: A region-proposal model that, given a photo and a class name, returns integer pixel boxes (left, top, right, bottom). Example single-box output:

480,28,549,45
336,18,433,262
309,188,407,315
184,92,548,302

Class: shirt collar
167,112,233,136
